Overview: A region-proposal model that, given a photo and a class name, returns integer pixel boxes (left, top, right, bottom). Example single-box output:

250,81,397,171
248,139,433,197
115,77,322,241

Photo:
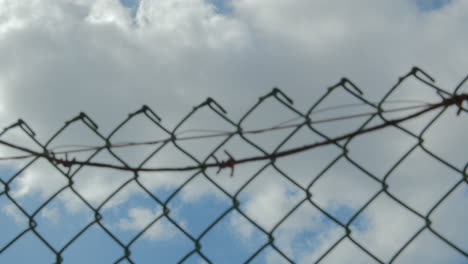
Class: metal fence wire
0,67,467,263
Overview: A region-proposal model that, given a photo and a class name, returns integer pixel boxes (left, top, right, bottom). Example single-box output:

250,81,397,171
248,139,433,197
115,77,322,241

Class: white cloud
9,160,68,200
86,0,132,26
229,211,254,240
2,203,26,224
40,206,60,224
118,207,176,240
236,168,304,232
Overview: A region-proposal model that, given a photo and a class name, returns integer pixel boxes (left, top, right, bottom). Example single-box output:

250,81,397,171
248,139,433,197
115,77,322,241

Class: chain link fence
0,67,467,263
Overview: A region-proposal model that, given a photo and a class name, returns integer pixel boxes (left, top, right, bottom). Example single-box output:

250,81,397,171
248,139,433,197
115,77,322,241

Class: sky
0,0,467,263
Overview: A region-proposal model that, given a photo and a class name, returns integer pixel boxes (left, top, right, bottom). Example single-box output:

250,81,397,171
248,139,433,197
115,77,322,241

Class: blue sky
414,0,452,11
1,0,468,263
119,0,451,14
0,163,365,264
119,0,233,15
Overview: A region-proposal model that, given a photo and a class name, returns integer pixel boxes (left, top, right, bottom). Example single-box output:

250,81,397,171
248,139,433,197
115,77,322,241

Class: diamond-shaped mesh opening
308,86,374,138
201,210,268,263
33,190,94,250
173,105,235,161
347,119,418,179
309,159,381,224
167,174,231,237
107,113,170,168
240,98,300,153
237,166,305,232
99,182,163,244
56,188,94,214
349,193,425,262
379,77,444,135
386,148,461,215
274,202,345,263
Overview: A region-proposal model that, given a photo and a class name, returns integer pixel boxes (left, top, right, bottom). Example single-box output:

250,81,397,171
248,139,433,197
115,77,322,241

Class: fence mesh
0,67,467,263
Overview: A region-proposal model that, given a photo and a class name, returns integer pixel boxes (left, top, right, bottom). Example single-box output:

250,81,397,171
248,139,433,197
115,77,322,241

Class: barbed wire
0,100,442,162
0,94,463,173
0,67,467,264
